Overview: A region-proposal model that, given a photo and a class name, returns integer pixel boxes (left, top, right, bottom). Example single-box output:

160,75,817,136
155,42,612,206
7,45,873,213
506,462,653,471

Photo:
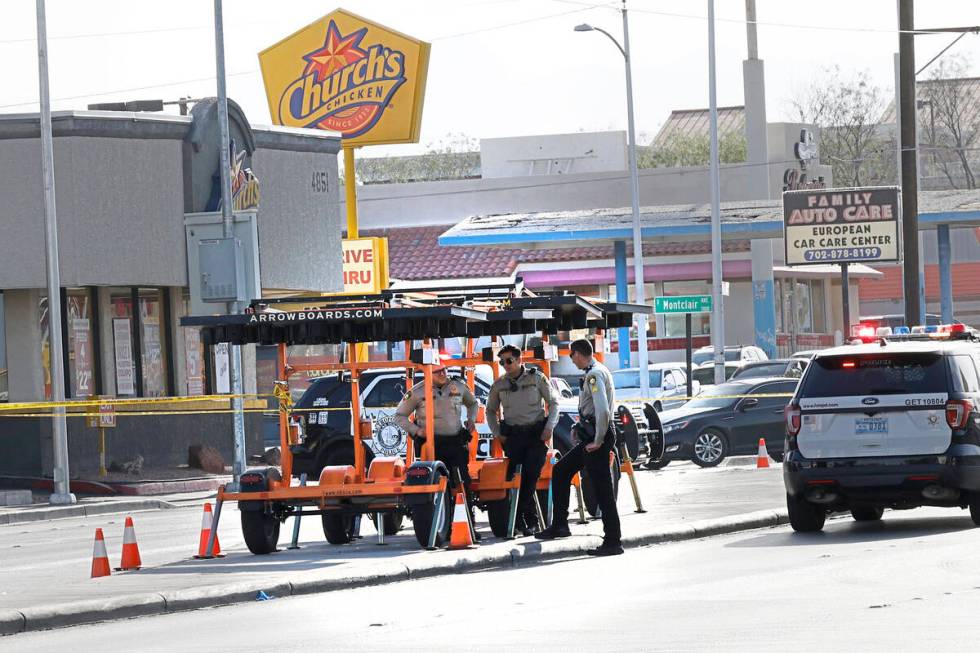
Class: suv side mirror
738,397,759,412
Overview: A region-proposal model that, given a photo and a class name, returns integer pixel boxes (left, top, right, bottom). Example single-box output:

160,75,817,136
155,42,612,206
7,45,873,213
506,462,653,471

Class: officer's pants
551,431,621,544
414,435,472,493
502,421,547,528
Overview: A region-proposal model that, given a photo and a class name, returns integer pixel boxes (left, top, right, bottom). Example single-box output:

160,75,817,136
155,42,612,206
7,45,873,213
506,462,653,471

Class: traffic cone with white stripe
757,438,771,469
116,516,142,571
194,502,223,558
448,492,475,550
90,528,111,578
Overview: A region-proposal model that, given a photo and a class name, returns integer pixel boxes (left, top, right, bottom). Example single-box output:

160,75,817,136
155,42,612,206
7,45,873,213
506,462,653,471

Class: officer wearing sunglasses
486,345,559,536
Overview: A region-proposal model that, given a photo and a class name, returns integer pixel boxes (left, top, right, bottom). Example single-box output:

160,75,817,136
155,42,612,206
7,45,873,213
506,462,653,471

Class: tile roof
357,225,749,281
652,106,746,148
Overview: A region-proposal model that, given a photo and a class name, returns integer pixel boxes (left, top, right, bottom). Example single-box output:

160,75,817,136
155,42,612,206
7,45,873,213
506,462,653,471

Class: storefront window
110,288,137,397
66,289,95,398
607,283,654,304
776,279,827,334
39,294,53,400
663,281,711,337
0,293,7,402
138,289,167,397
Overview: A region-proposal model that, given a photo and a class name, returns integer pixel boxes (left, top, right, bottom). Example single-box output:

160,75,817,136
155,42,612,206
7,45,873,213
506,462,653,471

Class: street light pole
36,0,75,505
575,0,650,398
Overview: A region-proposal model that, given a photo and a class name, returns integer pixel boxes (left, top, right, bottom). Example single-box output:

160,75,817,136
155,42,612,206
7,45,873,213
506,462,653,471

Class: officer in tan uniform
486,345,559,536
536,338,623,556
394,356,478,497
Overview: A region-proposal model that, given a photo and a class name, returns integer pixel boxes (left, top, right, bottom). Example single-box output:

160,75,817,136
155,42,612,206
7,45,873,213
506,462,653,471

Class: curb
0,508,788,636
0,499,177,526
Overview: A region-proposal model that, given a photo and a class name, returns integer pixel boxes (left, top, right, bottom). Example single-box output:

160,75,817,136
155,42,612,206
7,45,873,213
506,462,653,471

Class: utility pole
707,0,726,384
36,0,75,505
213,0,247,486
899,0,921,326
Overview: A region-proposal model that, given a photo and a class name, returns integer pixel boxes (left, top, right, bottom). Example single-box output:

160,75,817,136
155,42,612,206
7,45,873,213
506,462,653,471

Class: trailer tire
371,512,404,535
322,513,356,544
411,486,453,548
487,499,511,537
241,510,280,554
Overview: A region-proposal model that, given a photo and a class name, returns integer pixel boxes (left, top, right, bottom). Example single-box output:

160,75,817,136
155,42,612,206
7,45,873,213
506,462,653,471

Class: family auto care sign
782,187,902,266
258,8,430,146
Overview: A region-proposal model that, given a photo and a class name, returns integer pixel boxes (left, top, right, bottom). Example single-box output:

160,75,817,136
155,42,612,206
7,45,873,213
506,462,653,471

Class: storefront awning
438,190,980,249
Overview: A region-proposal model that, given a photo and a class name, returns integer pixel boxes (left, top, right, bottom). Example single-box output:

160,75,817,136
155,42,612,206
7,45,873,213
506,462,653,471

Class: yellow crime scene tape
618,392,795,404
0,394,268,412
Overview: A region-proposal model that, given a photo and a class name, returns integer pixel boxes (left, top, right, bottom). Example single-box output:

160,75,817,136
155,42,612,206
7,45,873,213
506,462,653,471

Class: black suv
783,337,980,532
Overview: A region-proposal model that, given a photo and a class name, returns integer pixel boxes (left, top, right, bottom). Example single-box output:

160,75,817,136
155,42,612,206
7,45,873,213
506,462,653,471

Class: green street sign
654,295,712,314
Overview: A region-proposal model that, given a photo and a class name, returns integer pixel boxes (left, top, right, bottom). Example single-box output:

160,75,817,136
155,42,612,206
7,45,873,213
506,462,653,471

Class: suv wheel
969,493,980,526
787,492,826,532
692,428,727,467
851,506,884,522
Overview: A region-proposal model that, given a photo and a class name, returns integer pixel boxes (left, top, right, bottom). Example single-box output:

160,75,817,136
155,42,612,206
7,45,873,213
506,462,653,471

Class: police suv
783,325,980,532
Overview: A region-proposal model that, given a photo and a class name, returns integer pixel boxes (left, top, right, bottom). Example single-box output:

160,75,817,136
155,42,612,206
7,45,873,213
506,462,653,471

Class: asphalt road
0,460,785,612
5,505,980,651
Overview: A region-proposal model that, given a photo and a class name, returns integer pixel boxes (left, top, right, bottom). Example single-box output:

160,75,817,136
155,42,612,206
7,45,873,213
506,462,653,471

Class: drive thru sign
654,295,712,314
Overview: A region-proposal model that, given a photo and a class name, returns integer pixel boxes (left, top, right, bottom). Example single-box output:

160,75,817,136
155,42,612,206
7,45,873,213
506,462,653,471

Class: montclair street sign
654,295,712,314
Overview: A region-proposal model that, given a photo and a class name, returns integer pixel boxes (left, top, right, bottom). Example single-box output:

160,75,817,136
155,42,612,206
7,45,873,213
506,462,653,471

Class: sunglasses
500,357,517,365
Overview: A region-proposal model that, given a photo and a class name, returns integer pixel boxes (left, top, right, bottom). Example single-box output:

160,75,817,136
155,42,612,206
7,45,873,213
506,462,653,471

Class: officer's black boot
519,511,539,537
534,521,571,540
586,540,624,556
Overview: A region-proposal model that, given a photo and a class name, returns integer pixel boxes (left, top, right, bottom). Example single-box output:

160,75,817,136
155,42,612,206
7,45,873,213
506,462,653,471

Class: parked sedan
658,377,799,467
731,358,807,380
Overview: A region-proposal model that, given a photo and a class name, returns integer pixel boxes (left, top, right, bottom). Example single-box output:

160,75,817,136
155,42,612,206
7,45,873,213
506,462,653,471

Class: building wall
251,147,343,291
349,162,767,230
0,137,186,289
480,131,628,178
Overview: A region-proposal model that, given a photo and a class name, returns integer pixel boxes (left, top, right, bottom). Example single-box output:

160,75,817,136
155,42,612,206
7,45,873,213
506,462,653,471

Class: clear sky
1,1,977,157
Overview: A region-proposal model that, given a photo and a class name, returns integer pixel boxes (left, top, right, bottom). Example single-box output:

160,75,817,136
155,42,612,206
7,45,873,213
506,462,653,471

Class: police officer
394,357,478,497
486,344,559,536
535,339,623,556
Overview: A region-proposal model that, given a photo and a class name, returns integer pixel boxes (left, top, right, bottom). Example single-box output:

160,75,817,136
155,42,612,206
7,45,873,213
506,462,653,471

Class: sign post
86,397,116,478
654,295,713,397
783,187,901,337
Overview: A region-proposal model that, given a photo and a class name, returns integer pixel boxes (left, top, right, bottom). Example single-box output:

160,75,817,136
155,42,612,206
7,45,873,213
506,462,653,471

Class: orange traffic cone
757,438,771,469
91,528,111,578
116,516,142,571
194,502,223,558
447,492,474,550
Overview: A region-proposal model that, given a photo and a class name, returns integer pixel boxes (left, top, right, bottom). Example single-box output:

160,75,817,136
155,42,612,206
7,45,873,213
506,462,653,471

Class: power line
629,6,979,37
429,2,614,40
0,24,213,45
0,70,259,111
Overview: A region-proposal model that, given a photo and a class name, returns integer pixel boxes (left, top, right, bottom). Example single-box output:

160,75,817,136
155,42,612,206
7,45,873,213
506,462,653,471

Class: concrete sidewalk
0,460,789,636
